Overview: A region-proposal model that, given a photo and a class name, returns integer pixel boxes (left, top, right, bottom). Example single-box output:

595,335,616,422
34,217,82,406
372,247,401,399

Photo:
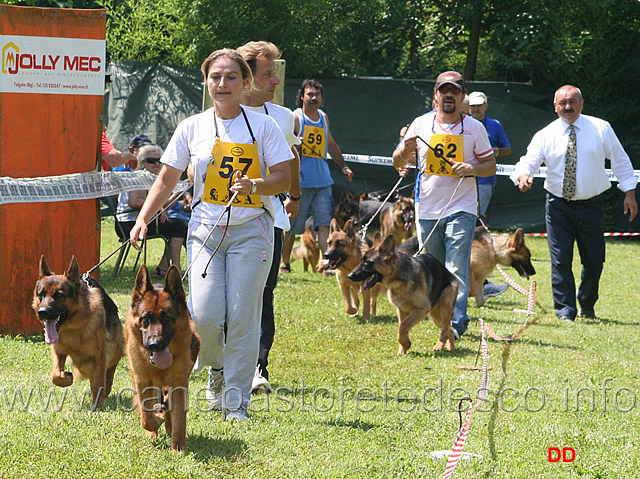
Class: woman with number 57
129,48,292,421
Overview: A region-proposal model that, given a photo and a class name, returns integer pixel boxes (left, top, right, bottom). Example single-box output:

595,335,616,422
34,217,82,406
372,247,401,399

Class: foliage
5,0,640,151
2,0,100,7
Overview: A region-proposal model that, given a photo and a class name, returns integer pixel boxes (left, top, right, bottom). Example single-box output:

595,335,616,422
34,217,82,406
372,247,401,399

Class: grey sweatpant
188,212,274,409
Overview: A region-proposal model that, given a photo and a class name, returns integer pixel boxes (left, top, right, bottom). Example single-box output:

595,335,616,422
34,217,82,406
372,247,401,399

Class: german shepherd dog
322,219,381,321
380,196,415,246
333,190,361,229
292,217,322,273
125,264,200,451
32,255,124,408
469,226,536,307
349,234,458,355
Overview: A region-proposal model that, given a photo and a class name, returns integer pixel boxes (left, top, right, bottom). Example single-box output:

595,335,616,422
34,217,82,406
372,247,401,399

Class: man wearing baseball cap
468,91,511,220
469,91,512,300
393,71,496,341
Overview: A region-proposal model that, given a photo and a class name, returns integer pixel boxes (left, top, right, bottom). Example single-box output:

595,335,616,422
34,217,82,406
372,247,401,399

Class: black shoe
558,316,575,322
579,309,596,319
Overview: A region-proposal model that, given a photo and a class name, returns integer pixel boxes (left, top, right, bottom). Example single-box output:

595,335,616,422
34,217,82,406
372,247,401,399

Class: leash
85,182,192,277
182,168,245,281
357,176,404,238
406,133,471,256
414,176,465,256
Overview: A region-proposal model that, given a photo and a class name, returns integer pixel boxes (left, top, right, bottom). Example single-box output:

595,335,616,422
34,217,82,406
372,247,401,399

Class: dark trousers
258,227,283,379
545,193,605,319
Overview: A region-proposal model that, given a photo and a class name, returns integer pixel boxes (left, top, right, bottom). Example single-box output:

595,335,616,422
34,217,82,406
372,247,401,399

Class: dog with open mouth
125,264,200,451
380,196,415,246
348,234,458,354
322,218,381,321
32,255,124,408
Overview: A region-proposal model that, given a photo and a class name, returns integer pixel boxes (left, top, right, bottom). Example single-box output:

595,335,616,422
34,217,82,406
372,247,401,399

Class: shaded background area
106,62,639,233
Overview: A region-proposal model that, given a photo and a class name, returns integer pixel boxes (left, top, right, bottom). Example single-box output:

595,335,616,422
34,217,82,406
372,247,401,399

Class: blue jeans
417,211,476,336
289,186,334,234
478,183,495,217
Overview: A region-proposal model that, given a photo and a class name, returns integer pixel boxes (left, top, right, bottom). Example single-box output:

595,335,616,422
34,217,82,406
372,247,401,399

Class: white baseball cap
469,91,488,105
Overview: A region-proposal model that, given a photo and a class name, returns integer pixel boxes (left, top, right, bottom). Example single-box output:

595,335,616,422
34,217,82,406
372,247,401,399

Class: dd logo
548,447,575,462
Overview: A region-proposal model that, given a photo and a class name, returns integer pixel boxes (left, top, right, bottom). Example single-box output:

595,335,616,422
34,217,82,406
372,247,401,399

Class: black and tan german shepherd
349,234,458,355
469,227,536,307
333,190,361,229
398,227,537,307
380,196,415,246
125,264,200,451
322,218,381,321
32,255,124,408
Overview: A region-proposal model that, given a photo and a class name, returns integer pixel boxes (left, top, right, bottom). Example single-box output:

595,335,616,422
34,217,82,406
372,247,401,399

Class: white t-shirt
401,111,493,219
243,102,300,230
162,107,293,225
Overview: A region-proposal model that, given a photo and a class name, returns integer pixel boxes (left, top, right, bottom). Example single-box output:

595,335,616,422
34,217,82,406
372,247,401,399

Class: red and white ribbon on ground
527,232,640,237
442,320,488,479
440,280,536,478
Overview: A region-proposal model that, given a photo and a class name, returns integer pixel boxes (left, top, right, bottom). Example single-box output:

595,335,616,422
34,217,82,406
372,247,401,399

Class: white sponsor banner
342,153,639,183
0,35,105,95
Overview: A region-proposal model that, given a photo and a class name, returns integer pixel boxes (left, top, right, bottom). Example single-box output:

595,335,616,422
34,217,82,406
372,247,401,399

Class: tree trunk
465,13,481,81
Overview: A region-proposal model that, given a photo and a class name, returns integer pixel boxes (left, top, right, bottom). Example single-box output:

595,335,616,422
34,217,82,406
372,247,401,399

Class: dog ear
380,235,396,256
329,218,339,235
133,264,153,299
64,256,80,282
164,266,186,303
39,255,52,278
360,189,368,201
512,228,525,250
373,232,383,247
344,219,355,239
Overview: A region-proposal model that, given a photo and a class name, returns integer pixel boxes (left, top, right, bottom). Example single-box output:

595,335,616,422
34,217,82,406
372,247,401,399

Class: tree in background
4,0,639,155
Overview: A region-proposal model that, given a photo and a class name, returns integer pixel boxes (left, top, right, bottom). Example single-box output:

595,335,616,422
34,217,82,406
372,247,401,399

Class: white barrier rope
0,170,189,205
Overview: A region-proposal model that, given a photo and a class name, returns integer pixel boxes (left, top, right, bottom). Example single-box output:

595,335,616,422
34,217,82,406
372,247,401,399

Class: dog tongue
151,348,173,369
404,222,411,231
44,320,59,345
321,259,330,267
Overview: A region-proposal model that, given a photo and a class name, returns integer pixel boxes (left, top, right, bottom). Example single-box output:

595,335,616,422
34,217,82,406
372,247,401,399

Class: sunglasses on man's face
438,85,462,95
143,157,161,164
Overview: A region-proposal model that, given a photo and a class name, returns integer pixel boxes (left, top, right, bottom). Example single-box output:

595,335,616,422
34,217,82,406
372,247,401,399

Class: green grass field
1,216,639,478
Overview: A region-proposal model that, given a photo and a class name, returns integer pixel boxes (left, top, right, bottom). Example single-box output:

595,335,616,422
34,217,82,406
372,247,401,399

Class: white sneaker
251,366,272,394
225,406,249,422
206,367,224,411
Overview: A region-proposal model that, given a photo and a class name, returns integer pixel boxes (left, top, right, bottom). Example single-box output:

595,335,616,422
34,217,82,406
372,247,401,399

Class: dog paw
397,342,410,355
346,307,358,316
52,372,73,387
433,341,444,351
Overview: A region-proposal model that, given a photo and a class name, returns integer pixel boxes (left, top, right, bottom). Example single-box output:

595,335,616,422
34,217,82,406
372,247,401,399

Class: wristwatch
288,194,301,201
249,181,258,195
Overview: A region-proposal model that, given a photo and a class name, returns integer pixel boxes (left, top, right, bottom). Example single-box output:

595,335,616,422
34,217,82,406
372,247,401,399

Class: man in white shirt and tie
511,85,638,322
